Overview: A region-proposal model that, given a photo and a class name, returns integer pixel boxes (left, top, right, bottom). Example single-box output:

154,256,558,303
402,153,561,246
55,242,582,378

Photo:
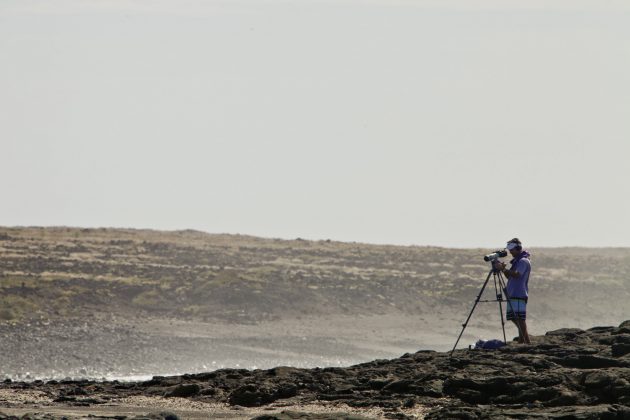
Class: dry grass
1,226,629,326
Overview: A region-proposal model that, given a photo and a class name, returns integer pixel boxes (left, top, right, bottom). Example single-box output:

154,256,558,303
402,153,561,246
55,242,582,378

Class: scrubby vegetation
0,227,629,326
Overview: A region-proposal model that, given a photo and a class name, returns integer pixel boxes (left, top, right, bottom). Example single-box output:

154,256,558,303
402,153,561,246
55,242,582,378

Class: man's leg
517,319,531,344
516,299,530,344
507,299,524,343
511,319,524,343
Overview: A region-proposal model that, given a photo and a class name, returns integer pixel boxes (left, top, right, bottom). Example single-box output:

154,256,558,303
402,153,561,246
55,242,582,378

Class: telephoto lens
483,249,508,262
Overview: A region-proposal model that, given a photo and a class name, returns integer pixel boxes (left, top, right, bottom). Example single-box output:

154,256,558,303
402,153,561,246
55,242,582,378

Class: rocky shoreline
2,320,630,419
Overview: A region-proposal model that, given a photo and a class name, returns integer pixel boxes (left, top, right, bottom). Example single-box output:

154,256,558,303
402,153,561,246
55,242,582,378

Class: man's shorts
506,298,527,321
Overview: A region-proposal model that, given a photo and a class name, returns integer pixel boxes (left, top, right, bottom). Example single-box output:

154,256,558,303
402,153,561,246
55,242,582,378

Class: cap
507,242,520,250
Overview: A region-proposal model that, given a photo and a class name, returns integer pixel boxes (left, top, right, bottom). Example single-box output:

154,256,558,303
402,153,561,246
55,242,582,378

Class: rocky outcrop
2,321,630,419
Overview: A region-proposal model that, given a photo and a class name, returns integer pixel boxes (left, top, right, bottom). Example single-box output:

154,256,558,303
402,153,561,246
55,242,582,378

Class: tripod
450,264,522,356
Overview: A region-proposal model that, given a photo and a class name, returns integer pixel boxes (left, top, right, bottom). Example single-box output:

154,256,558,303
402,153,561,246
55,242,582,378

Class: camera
483,250,508,262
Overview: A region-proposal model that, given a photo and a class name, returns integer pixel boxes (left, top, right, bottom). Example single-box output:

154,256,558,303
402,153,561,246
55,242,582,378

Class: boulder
612,343,630,357
228,384,281,407
164,383,200,398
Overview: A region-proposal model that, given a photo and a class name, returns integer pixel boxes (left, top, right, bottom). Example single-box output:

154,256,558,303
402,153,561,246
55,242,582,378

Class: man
494,238,531,344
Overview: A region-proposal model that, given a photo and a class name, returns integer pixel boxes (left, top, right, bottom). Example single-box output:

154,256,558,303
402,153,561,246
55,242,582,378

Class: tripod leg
494,273,507,344
450,270,493,356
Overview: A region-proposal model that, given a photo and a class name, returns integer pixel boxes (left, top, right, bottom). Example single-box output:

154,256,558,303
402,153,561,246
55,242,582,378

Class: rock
66,386,88,396
164,383,200,398
276,384,298,399
252,411,372,420
143,376,168,386
552,355,625,369
613,334,630,344
267,367,302,377
612,343,630,357
546,328,585,336
382,379,413,394
199,387,216,395
368,378,391,390
546,389,585,406
583,371,616,388
411,379,443,397
132,412,180,420
229,384,277,407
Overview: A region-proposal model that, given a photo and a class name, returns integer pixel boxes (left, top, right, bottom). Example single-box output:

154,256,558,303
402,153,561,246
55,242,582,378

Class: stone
164,383,200,398
381,379,413,394
612,343,630,357
553,355,624,369
228,384,280,407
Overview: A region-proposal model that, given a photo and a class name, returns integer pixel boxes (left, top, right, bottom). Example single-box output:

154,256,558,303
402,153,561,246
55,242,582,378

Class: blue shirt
506,256,531,299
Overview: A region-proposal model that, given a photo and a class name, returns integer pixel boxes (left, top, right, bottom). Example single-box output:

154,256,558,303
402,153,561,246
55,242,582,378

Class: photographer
493,238,531,344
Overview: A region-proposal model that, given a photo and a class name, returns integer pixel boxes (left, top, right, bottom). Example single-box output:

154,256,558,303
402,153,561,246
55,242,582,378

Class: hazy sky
2,0,629,248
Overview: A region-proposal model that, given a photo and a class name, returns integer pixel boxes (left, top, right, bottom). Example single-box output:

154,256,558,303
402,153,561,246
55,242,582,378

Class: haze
2,0,629,248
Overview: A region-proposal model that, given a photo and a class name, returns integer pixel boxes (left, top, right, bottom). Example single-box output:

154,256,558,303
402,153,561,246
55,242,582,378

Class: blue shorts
506,298,527,321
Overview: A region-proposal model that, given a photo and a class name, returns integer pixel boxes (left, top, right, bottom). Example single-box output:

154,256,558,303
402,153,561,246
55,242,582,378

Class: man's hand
493,261,506,271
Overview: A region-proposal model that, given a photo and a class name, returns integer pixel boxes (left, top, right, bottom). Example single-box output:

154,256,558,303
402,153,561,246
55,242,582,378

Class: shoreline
1,314,463,382
2,319,630,420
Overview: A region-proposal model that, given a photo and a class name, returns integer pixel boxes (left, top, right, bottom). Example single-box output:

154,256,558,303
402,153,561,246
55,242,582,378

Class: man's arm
493,261,520,278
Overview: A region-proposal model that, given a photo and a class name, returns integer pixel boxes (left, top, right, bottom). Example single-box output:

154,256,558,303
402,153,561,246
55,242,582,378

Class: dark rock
318,393,358,401
199,387,216,395
552,355,625,369
425,407,482,420
611,380,630,400
276,384,298,399
53,395,77,402
620,320,630,329
252,411,372,420
545,389,585,406
228,384,277,407
410,380,443,397
619,395,630,405
267,367,302,377
546,328,585,336
613,335,630,344
612,343,630,357
583,371,617,388
142,376,167,386
588,326,616,333
402,398,415,408
382,379,413,394
66,387,88,396
132,412,180,420
368,378,391,390
155,412,180,420
164,383,200,398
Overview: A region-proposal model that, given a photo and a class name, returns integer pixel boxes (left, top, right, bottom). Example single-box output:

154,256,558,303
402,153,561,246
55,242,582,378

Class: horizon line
2,224,629,250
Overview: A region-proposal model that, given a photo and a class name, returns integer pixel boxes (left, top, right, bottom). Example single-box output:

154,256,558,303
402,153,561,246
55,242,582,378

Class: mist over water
1,314,448,381
4,310,625,382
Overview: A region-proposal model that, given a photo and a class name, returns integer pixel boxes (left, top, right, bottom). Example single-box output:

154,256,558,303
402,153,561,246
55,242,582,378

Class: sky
1,0,629,248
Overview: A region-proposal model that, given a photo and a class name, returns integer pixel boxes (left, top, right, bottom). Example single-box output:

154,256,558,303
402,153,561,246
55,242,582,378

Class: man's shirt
506,257,531,299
